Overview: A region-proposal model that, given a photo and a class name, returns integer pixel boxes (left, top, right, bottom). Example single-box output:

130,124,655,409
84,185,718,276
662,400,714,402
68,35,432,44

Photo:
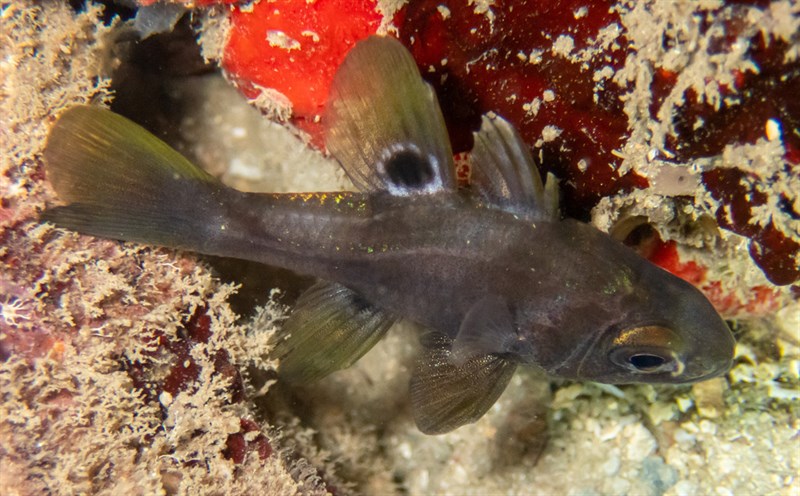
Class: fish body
42,36,735,434
195,189,729,383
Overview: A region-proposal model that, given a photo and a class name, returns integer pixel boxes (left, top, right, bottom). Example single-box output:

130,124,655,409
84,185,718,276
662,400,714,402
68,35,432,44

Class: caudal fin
41,106,225,250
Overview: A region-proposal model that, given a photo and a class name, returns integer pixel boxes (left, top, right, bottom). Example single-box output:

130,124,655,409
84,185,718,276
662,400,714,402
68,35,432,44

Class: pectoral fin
471,114,560,221
270,281,396,383
450,295,526,366
325,36,456,196
410,333,517,434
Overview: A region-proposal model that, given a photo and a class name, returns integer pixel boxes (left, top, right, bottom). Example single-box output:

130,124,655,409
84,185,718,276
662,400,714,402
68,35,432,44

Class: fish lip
612,362,730,384
688,371,725,383
687,359,733,383
659,355,732,383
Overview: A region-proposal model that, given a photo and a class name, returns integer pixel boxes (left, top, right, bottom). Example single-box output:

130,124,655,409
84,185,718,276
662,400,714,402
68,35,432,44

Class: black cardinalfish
41,36,735,434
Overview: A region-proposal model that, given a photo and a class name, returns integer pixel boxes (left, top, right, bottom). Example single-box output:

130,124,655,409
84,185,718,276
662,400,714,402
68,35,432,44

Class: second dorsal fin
324,36,456,196
470,115,560,221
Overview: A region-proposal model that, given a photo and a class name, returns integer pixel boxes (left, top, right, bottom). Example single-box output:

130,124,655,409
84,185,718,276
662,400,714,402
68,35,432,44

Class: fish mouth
684,357,733,383
681,332,735,383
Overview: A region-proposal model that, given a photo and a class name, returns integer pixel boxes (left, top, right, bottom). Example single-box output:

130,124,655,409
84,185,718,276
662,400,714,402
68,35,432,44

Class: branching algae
41,36,734,434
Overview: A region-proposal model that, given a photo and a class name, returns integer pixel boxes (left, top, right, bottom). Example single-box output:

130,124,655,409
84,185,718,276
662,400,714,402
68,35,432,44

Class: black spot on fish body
384,150,434,189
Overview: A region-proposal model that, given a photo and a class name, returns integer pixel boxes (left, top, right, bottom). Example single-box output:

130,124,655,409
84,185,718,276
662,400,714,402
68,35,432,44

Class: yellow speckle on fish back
603,269,633,295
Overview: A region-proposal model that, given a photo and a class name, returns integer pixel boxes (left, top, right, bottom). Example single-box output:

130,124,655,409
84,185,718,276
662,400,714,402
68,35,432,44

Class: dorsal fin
324,36,456,196
470,114,560,221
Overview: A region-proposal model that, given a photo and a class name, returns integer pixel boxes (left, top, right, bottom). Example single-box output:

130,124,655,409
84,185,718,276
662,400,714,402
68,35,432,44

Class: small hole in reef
617,220,661,259
623,223,656,248
384,150,434,189
107,15,214,138
779,194,800,220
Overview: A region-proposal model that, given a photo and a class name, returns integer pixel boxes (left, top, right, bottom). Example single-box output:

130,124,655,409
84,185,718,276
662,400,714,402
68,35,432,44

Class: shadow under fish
41,36,735,435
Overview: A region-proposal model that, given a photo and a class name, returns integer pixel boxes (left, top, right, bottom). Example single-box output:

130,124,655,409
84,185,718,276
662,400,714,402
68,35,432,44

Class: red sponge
223,0,382,122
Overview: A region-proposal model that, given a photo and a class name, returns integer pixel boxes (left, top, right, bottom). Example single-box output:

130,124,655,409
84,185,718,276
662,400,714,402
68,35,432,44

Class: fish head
593,267,735,384
522,223,735,385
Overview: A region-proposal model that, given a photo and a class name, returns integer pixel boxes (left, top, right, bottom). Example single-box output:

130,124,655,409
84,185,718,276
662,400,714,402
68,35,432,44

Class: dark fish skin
192,189,733,384
41,36,735,432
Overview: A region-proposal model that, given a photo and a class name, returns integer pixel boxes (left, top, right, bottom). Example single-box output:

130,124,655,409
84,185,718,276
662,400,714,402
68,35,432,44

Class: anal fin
270,281,396,383
410,333,517,434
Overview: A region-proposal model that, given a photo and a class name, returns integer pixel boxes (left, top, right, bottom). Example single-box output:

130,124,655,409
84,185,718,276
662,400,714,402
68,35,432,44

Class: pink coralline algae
224,418,273,464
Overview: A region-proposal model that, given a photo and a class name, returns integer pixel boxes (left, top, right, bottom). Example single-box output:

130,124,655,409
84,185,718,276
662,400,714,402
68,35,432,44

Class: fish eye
627,353,667,371
609,347,675,374
607,325,683,374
